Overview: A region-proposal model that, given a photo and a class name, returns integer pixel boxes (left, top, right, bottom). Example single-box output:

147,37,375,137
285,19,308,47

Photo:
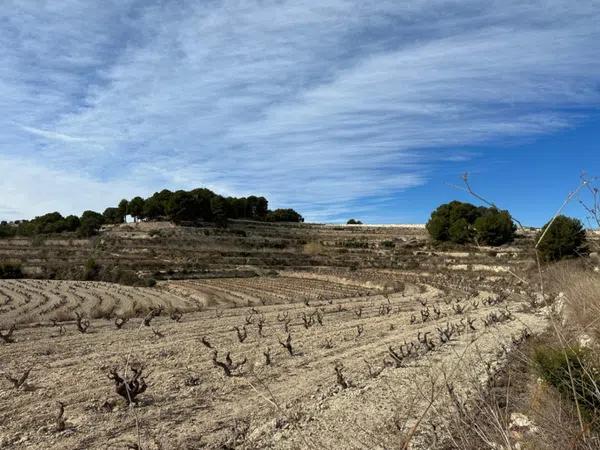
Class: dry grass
439,259,600,449
544,260,600,342
303,240,324,255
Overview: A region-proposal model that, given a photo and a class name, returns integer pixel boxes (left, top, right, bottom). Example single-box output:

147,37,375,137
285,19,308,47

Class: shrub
115,269,141,286
536,215,587,262
0,263,24,279
83,258,100,280
534,345,600,419
266,208,304,223
380,240,395,248
474,208,516,246
347,219,363,224
0,223,16,238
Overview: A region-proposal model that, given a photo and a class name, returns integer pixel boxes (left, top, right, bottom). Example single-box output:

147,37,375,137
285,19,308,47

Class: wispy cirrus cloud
0,0,599,221
19,125,89,143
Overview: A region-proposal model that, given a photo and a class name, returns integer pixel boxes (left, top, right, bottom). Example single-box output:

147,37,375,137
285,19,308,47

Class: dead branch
334,362,349,389
55,401,66,432
143,305,163,327
257,315,266,337
234,325,248,343
3,366,33,389
278,333,294,356
201,336,213,349
356,324,364,337
353,306,363,319
151,328,165,339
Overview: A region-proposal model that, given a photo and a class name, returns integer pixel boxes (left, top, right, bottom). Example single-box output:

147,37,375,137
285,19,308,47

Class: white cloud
19,126,89,143
0,156,147,220
0,1,599,221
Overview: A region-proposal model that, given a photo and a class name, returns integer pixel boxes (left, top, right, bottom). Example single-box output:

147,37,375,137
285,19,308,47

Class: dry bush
108,365,149,404
302,241,324,255
211,350,246,377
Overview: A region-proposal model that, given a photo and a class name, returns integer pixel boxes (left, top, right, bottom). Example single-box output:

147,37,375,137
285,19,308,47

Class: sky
1,0,599,226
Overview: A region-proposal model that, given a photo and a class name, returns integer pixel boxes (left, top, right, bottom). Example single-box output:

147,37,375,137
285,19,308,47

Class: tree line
0,188,303,238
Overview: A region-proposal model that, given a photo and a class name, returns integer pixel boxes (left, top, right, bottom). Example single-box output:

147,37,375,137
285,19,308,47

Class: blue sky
1,1,599,225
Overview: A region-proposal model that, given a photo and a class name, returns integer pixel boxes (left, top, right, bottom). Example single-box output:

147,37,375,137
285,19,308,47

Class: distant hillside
0,219,543,286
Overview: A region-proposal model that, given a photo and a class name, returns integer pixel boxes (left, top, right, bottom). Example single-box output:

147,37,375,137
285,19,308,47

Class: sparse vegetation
0,215,598,449
534,345,600,419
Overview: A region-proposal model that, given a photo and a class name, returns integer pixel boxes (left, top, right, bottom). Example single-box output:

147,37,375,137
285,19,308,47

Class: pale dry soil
0,277,547,449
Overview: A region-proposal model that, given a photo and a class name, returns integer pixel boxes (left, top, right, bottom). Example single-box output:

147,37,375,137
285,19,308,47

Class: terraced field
0,279,197,326
159,275,382,309
0,265,548,449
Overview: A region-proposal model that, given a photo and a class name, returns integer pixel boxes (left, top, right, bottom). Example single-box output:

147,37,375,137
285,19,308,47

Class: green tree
127,197,145,222
190,188,216,221
103,207,123,224
33,212,64,234
79,210,105,237
473,209,516,246
255,196,269,219
210,196,228,228
537,215,587,261
142,189,173,220
166,190,201,224
117,199,128,220
63,215,81,232
427,201,480,242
